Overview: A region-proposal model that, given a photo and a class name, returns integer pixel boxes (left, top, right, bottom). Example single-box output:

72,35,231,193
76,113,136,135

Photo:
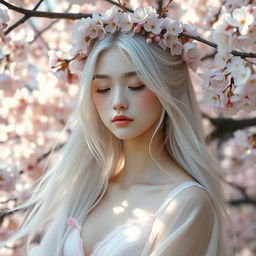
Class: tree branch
203,114,256,141
4,0,45,35
180,32,256,58
1,0,256,58
0,0,133,32
226,181,256,206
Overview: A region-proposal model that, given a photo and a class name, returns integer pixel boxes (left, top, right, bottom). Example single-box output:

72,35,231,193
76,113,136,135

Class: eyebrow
92,71,138,80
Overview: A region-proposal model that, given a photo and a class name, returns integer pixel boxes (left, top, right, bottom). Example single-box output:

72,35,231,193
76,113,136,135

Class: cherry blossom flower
105,16,119,33
169,40,184,55
163,32,179,47
226,6,254,35
183,24,198,36
226,56,245,73
232,66,251,86
163,18,183,35
214,53,232,68
143,14,163,34
0,8,11,47
49,50,78,84
212,29,233,54
117,12,133,32
182,42,202,72
245,74,256,94
101,5,118,22
203,89,223,109
0,8,9,34
130,7,147,24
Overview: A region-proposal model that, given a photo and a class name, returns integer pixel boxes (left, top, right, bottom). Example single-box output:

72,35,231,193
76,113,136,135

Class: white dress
63,181,221,256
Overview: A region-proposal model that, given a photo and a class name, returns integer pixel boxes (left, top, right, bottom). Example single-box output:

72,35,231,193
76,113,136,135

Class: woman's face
92,47,163,140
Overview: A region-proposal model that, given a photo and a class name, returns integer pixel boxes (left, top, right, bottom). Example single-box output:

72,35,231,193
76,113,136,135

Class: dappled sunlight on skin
113,200,128,214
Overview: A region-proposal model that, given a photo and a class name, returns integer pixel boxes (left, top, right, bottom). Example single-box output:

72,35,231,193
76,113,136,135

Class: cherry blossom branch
179,32,256,58
29,3,73,46
4,0,45,35
1,0,256,58
0,0,92,26
0,0,133,34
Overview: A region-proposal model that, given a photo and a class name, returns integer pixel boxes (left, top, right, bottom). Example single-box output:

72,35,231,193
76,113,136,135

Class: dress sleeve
148,186,216,256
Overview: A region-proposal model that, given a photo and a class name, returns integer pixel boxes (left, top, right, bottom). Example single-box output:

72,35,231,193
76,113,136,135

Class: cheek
92,94,105,119
137,91,162,113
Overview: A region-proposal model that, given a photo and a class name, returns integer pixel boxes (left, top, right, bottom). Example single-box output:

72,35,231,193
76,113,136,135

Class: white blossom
144,15,163,34
163,32,179,47
183,24,198,36
101,5,119,22
117,12,133,32
164,18,183,35
226,6,254,35
212,29,233,54
204,89,223,108
0,8,9,28
144,6,158,17
214,53,232,68
169,41,183,56
226,56,245,73
182,42,202,72
245,74,256,94
130,7,147,24
232,66,251,86
105,16,118,33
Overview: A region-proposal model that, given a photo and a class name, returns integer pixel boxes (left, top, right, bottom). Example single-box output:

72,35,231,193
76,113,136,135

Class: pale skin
81,47,196,254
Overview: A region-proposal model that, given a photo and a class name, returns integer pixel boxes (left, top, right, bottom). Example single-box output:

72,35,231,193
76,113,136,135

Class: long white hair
1,33,229,255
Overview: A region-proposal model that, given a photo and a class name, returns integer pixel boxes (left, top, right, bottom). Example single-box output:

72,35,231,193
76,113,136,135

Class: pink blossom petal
67,217,81,230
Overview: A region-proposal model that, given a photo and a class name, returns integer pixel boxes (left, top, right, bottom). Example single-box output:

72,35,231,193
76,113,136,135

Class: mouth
112,115,134,126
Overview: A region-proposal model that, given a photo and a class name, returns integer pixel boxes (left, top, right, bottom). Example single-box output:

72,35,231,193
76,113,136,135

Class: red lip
112,115,134,122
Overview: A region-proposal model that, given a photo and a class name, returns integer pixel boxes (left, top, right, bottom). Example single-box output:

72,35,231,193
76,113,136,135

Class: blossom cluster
0,8,10,47
70,5,202,73
233,129,256,163
199,4,256,115
199,54,256,115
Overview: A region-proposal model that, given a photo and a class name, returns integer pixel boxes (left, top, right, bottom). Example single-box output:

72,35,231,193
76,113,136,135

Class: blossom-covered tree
0,0,256,255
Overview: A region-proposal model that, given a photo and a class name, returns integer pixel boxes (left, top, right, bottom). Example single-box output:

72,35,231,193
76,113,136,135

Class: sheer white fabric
63,181,220,256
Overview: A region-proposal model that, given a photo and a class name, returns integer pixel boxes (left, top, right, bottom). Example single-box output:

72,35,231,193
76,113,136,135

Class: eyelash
95,85,145,94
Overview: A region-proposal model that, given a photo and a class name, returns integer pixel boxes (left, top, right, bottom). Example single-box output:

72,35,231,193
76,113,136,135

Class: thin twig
104,0,133,12
4,0,45,35
209,0,226,26
28,20,50,49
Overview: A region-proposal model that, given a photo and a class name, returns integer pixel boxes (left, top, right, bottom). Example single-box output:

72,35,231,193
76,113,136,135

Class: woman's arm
148,187,216,256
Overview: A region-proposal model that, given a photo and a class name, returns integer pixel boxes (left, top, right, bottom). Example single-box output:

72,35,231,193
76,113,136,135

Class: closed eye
95,88,110,93
128,85,145,91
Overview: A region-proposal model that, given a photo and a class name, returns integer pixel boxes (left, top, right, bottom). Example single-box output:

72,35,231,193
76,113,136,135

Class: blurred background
0,0,255,255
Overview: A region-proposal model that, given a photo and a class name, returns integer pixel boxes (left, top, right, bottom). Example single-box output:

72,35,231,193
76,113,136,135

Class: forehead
95,47,135,76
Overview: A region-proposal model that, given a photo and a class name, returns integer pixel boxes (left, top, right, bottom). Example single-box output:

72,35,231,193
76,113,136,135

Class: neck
112,128,178,189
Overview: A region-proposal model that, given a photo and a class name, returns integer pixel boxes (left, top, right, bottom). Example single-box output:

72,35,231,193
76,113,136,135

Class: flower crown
70,5,203,72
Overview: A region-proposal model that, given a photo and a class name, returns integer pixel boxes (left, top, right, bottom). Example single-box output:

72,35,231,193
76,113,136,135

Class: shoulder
149,184,217,255
159,184,215,224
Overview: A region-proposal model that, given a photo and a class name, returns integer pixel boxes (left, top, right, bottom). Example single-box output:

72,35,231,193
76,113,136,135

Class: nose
112,87,128,111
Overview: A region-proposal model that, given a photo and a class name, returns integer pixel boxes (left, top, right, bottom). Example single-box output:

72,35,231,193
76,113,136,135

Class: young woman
1,8,229,256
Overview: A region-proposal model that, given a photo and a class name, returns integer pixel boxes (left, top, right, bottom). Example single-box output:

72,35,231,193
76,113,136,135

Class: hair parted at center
1,32,229,256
